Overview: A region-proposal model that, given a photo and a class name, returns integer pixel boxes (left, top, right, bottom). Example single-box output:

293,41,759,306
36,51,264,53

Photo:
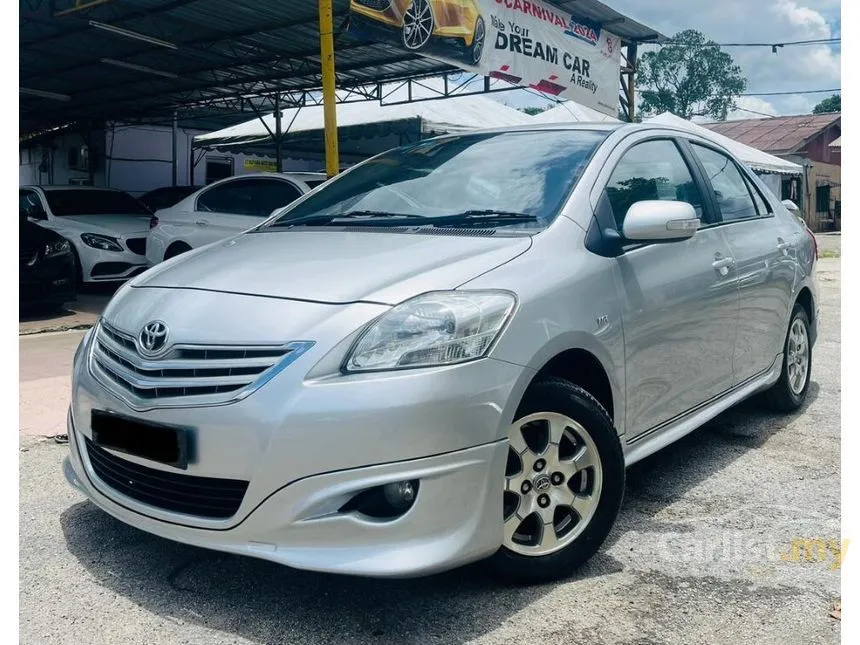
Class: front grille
84,437,248,519
353,0,391,9
90,321,313,408
125,238,147,255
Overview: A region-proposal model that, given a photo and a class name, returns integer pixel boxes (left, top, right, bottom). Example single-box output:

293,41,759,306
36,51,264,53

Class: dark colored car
138,186,203,213
19,214,76,310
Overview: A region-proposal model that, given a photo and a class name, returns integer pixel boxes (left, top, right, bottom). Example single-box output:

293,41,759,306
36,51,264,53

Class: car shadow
18,306,75,324
60,502,623,644
608,380,822,542
59,382,819,643
19,285,117,324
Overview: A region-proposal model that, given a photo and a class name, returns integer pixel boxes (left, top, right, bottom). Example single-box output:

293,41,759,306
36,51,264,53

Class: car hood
58,215,151,237
134,229,532,304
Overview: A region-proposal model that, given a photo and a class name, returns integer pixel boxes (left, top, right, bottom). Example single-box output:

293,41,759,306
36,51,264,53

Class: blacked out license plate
90,410,189,469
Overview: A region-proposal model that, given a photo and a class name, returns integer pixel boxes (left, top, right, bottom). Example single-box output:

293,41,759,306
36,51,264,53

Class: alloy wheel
503,412,603,557
403,0,433,50
787,318,810,395
471,18,485,65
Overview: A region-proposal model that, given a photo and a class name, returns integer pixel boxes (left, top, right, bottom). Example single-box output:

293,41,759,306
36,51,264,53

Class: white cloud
727,96,781,120
604,0,841,116
773,0,832,38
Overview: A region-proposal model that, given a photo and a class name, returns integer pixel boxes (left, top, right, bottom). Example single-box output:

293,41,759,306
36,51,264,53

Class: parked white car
19,186,152,284
145,172,326,265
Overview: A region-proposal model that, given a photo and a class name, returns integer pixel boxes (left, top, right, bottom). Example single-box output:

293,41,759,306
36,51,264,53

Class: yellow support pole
318,0,340,178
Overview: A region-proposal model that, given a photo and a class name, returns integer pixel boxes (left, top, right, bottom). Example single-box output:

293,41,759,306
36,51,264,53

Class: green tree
813,94,840,114
638,29,747,120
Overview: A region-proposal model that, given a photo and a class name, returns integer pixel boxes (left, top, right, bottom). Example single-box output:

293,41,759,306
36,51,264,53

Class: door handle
777,238,791,254
712,256,734,270
195,219,209,226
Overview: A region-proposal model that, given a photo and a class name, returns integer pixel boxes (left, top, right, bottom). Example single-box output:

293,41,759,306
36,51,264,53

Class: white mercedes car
145,172,326,264
19,186,152,284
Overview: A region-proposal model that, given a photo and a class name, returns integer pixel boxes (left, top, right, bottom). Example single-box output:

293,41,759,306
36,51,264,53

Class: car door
688,142,796,385
190,177,305,247
601,138,739,439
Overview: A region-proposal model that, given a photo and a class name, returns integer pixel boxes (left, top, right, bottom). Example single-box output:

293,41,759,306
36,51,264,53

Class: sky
493,0,841,119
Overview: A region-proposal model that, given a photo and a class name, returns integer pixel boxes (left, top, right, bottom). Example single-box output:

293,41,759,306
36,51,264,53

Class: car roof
219,172,326,181
415,122,743,155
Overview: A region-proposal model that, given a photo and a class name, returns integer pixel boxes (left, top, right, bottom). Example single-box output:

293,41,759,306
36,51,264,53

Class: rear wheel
164,241,192,261
487,377,625,583
763,304,812,411
469,17,485,65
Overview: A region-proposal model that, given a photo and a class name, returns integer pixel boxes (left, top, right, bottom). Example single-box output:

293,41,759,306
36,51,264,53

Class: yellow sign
243,158,278,171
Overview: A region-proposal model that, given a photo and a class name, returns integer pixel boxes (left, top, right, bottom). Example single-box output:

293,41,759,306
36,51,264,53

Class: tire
486,377,625,583
164,242,192,261
402,0,433,51
469,17,485,66
763,304,812,412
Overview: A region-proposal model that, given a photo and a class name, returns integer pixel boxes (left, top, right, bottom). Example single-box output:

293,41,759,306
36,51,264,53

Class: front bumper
65,293,527,576
65,408,509,577
79,244,149,283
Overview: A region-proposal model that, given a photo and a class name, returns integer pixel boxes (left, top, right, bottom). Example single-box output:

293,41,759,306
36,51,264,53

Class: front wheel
402,0,434,51
763,304,812,411
487,377,625,583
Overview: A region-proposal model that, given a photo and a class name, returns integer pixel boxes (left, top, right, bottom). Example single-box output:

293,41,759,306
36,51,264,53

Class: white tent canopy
194,92,533,149
645,112,802,176
531,101,620,124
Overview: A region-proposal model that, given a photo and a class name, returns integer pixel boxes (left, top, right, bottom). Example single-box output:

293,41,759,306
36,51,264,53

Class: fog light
340,479,420,519
383,480,416,509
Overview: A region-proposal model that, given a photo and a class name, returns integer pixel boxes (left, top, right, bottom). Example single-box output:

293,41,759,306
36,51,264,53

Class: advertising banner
349,0,622,116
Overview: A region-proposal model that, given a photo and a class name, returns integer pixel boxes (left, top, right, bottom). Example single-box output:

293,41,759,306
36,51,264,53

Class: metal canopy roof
20,0,664,137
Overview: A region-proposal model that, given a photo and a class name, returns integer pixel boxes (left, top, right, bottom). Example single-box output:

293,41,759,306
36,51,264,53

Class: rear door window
197,178,303,216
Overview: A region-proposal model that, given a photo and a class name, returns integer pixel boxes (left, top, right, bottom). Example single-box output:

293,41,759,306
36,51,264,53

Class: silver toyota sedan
63,123,819,582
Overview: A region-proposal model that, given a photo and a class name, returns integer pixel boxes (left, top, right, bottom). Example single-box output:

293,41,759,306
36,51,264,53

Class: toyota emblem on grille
138,320,169,356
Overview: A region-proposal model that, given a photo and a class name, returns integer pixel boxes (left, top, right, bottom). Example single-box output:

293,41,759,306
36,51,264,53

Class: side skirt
623,354,783,467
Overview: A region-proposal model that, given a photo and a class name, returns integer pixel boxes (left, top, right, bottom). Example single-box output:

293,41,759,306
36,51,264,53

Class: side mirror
782,199,800,213
622,200,700,242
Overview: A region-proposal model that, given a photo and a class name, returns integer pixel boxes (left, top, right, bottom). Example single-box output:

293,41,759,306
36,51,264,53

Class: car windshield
266,130,609,230
44,189,150,216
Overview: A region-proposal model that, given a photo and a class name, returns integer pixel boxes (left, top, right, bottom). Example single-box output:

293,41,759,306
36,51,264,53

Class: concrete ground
19,243,841,645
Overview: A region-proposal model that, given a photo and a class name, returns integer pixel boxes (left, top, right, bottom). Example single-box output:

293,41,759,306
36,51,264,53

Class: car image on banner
350,0,486,65
349,0,621,116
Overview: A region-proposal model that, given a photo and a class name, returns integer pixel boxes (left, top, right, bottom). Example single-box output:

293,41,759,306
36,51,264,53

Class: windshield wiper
269,209,538,230
271,210,423,228
419,210,538,227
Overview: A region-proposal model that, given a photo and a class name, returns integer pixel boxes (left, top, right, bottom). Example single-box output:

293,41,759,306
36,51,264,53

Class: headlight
344,291,516,373
81,233,123,252
43,239,71,258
